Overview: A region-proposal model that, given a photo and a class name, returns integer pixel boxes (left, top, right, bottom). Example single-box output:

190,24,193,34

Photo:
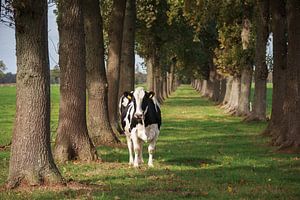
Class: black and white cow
119,87,161,167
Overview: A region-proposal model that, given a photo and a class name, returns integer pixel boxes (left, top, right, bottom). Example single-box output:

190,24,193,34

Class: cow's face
123,87,155,119
133,88,154,119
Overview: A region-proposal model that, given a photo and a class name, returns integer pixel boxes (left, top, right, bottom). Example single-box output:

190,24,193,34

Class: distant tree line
0,72,16,83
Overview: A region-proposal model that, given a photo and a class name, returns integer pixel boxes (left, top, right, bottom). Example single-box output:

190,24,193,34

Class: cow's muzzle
134,113,144,119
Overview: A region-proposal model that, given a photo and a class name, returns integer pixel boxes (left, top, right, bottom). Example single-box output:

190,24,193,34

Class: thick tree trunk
200,80,208,96
7,0,64,188
246,0,269,121
171,68,177,92
54,0,98,162
107,0,127,131
239,14,254,117
162,73,168,99
146,57,154,91
154,51,164,103
263,0,287,138
237,66,253,116
275,0,300,150
208,63,220,102
225,76,240,114
168,63,175,94
119,0,136,95
221,76,233,107
211,79,220,102
83,0,119,145
218,78,227,104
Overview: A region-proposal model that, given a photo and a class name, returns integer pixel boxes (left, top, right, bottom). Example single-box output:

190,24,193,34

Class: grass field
0,84,300,199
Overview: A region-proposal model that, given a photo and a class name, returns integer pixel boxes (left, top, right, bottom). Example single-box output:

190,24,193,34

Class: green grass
1,84,300,199
0,85,60,145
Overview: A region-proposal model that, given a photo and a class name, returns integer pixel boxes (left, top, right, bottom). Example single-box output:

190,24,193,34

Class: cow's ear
148,91,155,98
124,91,133,100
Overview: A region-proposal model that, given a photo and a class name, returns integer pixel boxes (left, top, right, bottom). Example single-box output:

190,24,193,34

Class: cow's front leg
131,134,140,168
138,139,144,164
126,135,134,165
148,140,157,167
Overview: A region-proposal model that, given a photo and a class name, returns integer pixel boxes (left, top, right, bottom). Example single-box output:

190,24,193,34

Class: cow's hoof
133,163,139,168
128,162,134,166
148,163,154,168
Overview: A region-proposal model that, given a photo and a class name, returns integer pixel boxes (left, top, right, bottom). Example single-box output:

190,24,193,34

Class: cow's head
123,87,155,120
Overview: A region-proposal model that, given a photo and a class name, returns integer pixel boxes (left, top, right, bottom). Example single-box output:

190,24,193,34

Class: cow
119,87,161,167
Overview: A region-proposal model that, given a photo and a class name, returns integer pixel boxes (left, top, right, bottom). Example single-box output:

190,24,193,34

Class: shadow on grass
50,162,300,200
164,157,219,167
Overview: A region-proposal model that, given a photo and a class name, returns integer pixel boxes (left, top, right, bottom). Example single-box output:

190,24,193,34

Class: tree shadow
164,157,219,167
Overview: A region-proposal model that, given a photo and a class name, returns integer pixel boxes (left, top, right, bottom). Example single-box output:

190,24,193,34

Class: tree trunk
168,62,175,94
146,57,154,91
107,0,127,131
83,0,119,145
7,0,64,188
239,14,254,117
263,0,287,138
276,0,300,150
237,66,253,116
208,62,220,102
225,76,240,114
200,80,207,96
162,73,168,99
218,78,227,104
154,51,164,103
167,72,171,95
54,0,98,162
221,76,233,107
119,0,136,95
247,0,269,121
171,67,177,92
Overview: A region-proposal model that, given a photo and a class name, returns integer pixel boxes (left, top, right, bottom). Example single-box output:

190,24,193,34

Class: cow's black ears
147,91,155,98
124,91,133,100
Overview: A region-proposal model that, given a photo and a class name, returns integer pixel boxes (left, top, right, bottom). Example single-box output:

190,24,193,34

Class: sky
0,5,145,74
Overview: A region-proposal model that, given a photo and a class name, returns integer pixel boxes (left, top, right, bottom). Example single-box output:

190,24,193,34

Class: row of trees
4,0,181,189
190,0,300,151
4,0,299,189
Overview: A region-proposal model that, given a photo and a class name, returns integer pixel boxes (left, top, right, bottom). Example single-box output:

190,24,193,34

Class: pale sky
0,6,59,73
0,5,144,74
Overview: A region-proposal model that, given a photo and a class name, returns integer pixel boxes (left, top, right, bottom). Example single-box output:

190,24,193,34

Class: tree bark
218,78,227,104
221,76,233,107
7,0,64,188
162,73,168,99
246,0,269,121
263,0,287,138
276,0,300,150
146,57,154,91
54,0,98,162
119,0,136,95
237,66,253,116
225,76,240,114
168,62,175,94
208,62,220,102
83,0,119,145
107,0,127,131
239,15,254,117
153,50,164,103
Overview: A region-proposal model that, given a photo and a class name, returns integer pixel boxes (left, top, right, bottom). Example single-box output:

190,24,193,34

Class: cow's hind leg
148,140,157,167
126,135,134,165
